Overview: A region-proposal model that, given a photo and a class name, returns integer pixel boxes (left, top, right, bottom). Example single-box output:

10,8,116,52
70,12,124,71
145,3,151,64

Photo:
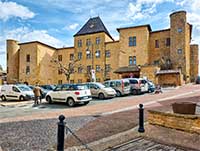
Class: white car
0,84,34,101
45,84,92,107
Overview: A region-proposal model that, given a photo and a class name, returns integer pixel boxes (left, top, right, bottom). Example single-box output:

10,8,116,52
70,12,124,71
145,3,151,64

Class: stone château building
6,11,199,86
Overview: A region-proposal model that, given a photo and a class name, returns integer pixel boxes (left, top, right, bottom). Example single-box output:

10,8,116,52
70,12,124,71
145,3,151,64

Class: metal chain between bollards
65,125,93,151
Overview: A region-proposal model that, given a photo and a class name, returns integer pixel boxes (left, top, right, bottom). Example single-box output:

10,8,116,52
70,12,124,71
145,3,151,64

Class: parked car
139,78,149,93
86,82,116,99
40,84,56,91
0,84,34,101
45,84,92,107
104,79,130,97
147,81,155,93
28,85,49,99
196,76,200,84
125,78,148,95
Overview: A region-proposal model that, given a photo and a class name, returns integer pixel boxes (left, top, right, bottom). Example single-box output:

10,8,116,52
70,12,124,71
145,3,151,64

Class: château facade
6,11,199,86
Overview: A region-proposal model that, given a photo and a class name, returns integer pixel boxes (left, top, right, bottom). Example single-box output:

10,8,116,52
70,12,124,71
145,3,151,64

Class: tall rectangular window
177,28,182,33
58,69,62,74
78,67,82,73
166,38,170,46
70,54,74,60
86,39,91,46
86,51,91,59
58,55,62,61
96,78,100,82
70,80,74,84
96,37,100,44
96,50,100,58
78,52,82,60
78,39,82,47
105,64,111,72
26,54,30,62
96,65,101,72
58,80,62,84
87,65,91,73
129,36,136,46
105,50,110,58
26,66,30,75
133,56,136,65
155,40,159,48
177,49,182,54
78,79,82,83
129,56,133,65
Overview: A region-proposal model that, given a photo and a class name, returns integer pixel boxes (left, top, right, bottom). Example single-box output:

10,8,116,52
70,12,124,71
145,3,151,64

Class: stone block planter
172,102,196,115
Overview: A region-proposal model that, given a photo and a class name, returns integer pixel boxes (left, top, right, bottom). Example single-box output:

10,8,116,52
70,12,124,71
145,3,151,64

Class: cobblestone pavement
0,116,95,151
105,137,196,151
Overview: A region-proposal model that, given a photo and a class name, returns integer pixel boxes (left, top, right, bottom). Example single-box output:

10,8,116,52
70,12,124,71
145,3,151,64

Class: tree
0,65,3,71
160,57,172,70
51,58,83,83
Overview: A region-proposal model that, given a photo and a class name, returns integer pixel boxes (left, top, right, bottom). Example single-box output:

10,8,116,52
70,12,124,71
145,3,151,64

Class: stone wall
140,65,160,83
6,40,19,84
149,29,170,65
190,44,199,82
148,110,200,134
156,73,182,86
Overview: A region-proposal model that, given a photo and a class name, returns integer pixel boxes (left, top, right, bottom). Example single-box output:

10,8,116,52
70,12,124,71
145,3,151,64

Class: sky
0,0,200,70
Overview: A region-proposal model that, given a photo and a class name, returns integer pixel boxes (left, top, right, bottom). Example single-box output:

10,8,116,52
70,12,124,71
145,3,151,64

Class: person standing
33,84,42,105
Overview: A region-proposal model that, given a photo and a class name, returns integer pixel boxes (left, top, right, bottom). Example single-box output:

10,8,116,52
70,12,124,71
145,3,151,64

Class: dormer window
90,24,94,28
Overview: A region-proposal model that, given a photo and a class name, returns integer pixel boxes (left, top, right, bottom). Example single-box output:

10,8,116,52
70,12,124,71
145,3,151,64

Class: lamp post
86,44,99,82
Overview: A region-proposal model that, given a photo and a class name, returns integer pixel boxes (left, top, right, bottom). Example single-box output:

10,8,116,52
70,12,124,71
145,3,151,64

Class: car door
141,80,148,92
51,85,63,102
11,86,21,100
59,84,72,102
90,83,99,97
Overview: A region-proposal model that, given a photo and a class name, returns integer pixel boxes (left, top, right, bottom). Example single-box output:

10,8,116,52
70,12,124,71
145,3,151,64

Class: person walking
33,83,42,105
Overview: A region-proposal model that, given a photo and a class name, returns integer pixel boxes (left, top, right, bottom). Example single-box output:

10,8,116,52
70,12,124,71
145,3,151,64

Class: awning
156,70,180,75
114,65,140,73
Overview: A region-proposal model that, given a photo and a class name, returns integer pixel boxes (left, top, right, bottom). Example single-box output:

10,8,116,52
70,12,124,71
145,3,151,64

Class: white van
0,84,34,101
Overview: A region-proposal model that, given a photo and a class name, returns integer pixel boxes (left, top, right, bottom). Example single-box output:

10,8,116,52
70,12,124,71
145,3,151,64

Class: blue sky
0,0,200,70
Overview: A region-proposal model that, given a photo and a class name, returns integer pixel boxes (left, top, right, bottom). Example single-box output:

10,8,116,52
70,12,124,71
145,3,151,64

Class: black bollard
57,115,66,151
138,104,145,133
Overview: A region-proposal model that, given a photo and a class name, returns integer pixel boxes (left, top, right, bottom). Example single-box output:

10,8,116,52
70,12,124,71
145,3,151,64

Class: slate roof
74,17,114,40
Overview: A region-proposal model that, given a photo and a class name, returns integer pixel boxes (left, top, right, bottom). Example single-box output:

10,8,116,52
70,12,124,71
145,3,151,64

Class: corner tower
6,39,20,83
170,11,191,82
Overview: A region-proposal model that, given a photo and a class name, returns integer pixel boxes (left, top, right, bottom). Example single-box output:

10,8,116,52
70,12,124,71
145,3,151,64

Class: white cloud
63,23,79,31
5,27,64,47
0,1,35,21
126,0,174,21
69,23,79,30
0,27,66,69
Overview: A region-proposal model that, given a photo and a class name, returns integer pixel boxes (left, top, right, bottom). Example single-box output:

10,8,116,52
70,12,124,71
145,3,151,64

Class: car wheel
83,101,89,105
46,95,52,104
67,98,75,107
19,96,25,101
1,95,6,101
132,89,137,95
116,91,121,97
98,93,105,99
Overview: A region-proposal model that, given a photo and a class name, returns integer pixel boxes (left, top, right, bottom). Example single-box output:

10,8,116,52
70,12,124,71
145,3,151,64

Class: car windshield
17,85,32,91
95,83,105,88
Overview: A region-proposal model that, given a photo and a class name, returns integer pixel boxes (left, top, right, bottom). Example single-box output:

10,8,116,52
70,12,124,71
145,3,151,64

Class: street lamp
86,44,99,82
